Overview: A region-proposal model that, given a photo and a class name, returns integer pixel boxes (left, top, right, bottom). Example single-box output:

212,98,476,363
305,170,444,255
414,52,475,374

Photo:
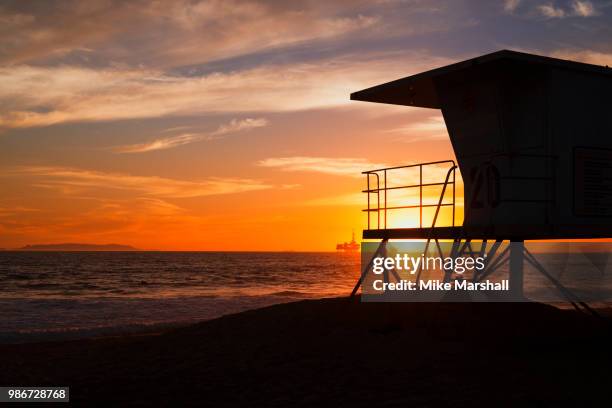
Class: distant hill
18,243,142,251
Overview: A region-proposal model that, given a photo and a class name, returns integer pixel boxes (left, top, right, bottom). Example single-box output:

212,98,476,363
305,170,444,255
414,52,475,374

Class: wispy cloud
537,1,598,19
214,118,268,135
572,0,597,17
0,196,200,245
115,117,268,153
0,1,380,66
385,116,447,142
550,49,612,66
257,157,389,177
0,206,40,217
0,51,451,128
114,133,210,154
11,166,274,198
538,3,567,18
258,156,458,191
503,0,521,13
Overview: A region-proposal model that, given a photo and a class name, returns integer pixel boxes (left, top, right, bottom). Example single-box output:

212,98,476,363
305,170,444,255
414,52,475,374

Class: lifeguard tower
350,50,612,304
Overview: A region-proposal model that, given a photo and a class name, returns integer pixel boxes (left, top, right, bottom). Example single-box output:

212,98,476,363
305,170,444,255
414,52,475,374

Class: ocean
2,248,611,343
0,251,360,343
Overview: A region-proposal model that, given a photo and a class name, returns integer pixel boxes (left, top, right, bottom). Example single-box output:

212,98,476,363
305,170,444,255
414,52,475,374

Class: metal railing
362,160,457,230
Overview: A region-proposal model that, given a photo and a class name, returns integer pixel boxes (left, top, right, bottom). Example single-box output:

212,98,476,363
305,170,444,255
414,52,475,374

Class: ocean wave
266,290,309,297
0,252,360,342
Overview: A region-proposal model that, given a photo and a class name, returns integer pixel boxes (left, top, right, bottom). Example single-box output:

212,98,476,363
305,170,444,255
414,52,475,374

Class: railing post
384,169,387,229
452,168,456,226
431,166,457,230
375,173,380,229
419,165,423,229
366,173,370,230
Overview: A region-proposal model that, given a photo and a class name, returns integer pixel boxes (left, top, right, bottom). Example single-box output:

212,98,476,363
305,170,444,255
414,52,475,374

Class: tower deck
363,225,612,241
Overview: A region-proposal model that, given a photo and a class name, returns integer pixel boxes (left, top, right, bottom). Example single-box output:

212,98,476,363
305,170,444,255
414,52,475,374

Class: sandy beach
2,297,611,406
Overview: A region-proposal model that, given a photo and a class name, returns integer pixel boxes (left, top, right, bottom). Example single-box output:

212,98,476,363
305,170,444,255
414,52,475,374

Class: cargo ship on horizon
336,231,359,252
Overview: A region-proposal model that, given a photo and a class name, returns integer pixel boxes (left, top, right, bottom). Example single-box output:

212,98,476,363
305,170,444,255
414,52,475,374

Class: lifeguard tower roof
351,49,612,108
352,49,612,241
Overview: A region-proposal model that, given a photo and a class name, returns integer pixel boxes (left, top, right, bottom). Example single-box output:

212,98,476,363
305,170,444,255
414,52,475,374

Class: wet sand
1,297,611,406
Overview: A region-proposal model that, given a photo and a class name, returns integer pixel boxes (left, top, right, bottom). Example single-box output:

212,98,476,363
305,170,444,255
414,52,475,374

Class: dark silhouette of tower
350,50,612,301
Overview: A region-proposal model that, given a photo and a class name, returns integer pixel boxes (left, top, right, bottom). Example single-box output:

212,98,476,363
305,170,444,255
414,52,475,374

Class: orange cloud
258,156,457,185
258,157,390,177
549,49,612,66
384,115,448,143
11,166,275,198
115,118,268,153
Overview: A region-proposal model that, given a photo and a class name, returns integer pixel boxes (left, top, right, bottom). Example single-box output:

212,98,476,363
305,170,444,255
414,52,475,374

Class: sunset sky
1,0,612,250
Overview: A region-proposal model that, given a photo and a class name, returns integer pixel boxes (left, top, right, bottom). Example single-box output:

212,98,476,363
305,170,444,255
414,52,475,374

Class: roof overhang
350,49,612,109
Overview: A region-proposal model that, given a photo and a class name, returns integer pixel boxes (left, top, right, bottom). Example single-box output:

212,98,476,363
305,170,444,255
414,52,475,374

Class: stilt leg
509,240,524,300
350,238,388,297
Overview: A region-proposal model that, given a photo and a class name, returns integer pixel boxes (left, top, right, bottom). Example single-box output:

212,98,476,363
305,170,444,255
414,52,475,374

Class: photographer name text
372,279,509,291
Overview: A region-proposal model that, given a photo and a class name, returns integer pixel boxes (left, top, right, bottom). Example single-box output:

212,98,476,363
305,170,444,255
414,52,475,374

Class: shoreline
4,293,607,345
0,294,318,345
2,296,612,405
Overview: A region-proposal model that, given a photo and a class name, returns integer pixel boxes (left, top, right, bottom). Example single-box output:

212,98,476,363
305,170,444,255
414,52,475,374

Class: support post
350,238,388,297
509,240,524,300
444,238,461,283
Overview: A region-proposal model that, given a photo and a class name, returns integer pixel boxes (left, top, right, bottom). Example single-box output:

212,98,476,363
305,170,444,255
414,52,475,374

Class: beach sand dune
2,297,611,406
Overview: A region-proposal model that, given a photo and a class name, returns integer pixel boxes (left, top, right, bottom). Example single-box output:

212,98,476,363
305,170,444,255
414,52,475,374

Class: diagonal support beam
350,238,388,297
